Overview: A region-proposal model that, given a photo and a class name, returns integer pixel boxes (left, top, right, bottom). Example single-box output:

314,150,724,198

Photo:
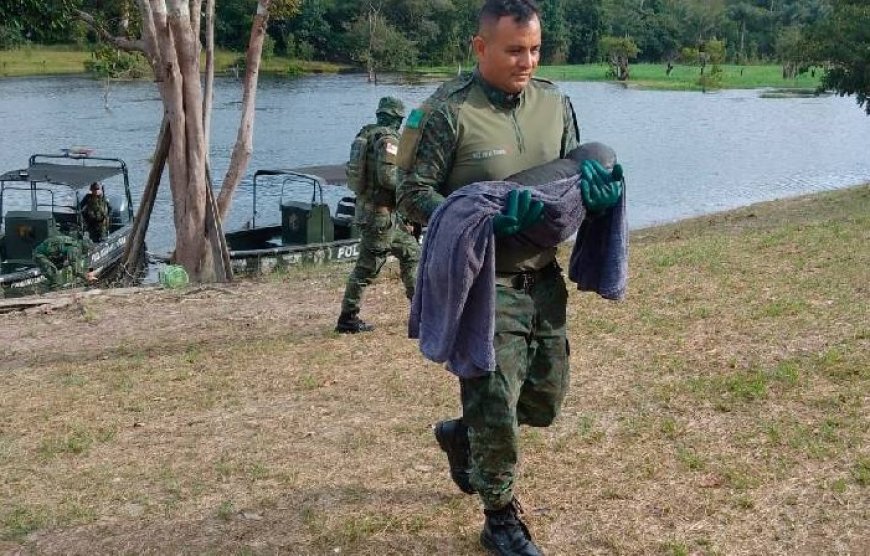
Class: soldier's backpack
346,124,391,197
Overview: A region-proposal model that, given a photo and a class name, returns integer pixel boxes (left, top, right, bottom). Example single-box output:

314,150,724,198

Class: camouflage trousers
459,262,570,510
34,254,85,289
340,210,420,314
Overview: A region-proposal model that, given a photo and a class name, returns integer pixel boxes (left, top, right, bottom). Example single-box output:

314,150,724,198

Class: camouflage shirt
355,122,402,217
33,234,92,287
82,193,109,227
397,69,580,271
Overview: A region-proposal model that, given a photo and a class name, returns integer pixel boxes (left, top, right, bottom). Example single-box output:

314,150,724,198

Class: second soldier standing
335,97,420,334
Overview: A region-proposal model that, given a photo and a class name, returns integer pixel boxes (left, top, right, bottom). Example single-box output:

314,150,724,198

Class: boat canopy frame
0,152,135,231
249,166,343,230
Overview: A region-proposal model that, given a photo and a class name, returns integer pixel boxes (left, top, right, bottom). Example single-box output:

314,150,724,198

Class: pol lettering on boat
337,244,359,259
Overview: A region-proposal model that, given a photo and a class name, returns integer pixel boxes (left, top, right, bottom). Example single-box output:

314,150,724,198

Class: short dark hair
479,0,540,31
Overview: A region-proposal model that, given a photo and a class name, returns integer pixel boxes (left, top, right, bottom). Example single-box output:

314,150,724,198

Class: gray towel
409,152,628,378
569,184,628,300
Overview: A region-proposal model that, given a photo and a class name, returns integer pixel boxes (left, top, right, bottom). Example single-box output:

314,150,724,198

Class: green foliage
296,41,315,61
8,0,849,72
262,34,276,61
600,35,640,80
346,10,417,73
693,39,727,90
270,0,302,20
565,0,604,63
215,0,256,51
800,0,870,115
84,44,147,78
706,39,726,65
679,46,699,65
541,0,570,64
0,0,78,45
776,26,807,79
0,25,27,49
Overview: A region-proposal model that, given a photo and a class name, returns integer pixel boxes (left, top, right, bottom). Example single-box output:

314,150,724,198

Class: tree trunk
84,0,268,283
144,1,209,281
216,0,273,220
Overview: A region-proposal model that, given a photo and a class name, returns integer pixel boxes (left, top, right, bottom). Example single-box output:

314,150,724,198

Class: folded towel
409,143,629,378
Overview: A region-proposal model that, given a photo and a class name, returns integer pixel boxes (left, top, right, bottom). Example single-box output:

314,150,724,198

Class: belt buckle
513,271,534,293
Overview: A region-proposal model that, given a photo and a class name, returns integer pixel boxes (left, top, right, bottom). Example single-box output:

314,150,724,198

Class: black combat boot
434,419,474,494
335,311,375,334
481,499,542,556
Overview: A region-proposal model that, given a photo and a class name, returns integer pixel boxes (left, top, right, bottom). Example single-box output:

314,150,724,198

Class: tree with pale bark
77,0,300,282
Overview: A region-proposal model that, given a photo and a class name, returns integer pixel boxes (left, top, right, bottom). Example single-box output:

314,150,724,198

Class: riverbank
1,185,868,554
421,62,822,91
2,47,823,92
0,46,347,79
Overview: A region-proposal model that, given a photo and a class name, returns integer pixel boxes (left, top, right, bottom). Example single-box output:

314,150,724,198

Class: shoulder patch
406,108,424,129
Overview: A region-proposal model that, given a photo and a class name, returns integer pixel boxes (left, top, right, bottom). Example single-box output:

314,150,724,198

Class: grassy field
1,185,868,554
541,63,821,90
0,46,92,77
0,46,347,78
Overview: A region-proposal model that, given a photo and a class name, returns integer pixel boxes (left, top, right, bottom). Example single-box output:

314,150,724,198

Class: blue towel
569,183,628,300
409,172,628,378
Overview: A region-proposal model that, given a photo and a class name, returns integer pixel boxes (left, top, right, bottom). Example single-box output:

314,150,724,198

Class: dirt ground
1,187,868,555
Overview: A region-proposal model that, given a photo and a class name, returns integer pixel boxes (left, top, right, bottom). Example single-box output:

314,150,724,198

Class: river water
1,73,868,254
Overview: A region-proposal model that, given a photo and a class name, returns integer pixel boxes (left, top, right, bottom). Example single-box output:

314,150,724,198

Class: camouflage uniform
82,189,110,242
397,70,580,510
337,97,421,333
33,233,93,289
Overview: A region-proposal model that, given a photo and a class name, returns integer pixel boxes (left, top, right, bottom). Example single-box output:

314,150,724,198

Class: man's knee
518,405,560,427
517,375,568,427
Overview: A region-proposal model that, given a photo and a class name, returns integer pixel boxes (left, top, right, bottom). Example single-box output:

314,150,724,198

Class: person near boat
335,96,420,334
33,232,96,289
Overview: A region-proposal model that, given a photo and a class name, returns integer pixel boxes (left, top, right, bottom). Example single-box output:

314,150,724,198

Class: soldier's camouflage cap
376,96,405,118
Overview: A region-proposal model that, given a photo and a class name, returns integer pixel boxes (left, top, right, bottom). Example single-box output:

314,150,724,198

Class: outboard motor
106,194,129,228
333,196,360,240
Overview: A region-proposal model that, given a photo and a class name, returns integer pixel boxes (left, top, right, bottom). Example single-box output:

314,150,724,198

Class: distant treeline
0,0,833,68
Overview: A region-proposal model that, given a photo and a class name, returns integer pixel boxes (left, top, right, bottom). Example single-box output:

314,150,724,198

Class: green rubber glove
492,188,544,237
580,159,624,213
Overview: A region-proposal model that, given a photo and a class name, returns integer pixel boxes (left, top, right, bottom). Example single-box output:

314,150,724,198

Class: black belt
494,261,559,293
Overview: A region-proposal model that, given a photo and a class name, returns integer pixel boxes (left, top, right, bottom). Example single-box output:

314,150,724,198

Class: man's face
473,15,541,94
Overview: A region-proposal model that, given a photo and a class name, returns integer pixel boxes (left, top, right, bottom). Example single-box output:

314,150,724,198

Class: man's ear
472,35,486,59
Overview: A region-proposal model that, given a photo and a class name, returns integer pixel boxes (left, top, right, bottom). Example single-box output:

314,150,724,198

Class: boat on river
0,150,136,296
225,165,363,274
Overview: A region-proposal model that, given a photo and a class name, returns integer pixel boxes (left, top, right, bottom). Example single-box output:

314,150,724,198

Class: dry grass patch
1,185,868,554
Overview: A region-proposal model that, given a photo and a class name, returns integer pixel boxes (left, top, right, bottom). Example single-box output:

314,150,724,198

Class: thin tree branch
203,0,215,153
190,0,203,50
74,9,146,53
217,0,273,220
136,0,163,75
